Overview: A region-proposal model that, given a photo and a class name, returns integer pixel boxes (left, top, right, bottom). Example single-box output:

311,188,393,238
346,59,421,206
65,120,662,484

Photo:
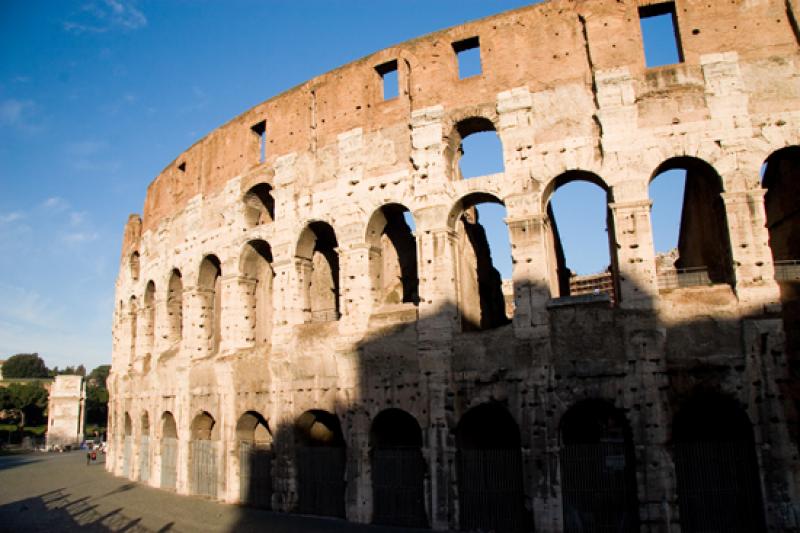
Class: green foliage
50,364,87,377
2,353,49,379
85,364,110,427
87,365,110,387
0,382,49,426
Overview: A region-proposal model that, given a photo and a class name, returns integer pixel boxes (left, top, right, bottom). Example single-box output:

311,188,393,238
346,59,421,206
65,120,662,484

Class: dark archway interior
672,393,766,533
456,402,521,450
379,204,419,305
370,408,423,448
294,409,346,518
244,183,275,226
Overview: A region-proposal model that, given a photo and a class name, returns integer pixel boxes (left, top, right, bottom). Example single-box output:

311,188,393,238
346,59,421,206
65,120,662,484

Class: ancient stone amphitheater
107,0,800,531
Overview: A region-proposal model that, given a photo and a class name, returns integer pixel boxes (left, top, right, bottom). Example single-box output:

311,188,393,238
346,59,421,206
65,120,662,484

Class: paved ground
0,452,427,532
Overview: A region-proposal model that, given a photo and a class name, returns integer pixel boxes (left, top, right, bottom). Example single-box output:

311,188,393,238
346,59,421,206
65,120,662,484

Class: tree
0,382,49,427
2,353,49,379
87,365,110,388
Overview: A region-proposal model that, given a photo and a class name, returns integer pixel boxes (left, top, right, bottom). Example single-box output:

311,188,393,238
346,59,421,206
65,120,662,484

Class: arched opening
236,411,273,508
447,116,505,180
449,193,513,331
189,411,219,498
241,240,273,346
762,147,800,373
559,400,638,533
130,251,140,281
139,412,151,483
369,409,427,528
650,157,734,289
160,411,178,490
365,204,419,308
456,403,529,532
123,412,133,478
243,183,275,227
294,409,346,518
673,393,766,532
143,281,156,356
297,222,340,323
198,255,222,354
544,171,618,302
167,269,183,344
127,296,138,365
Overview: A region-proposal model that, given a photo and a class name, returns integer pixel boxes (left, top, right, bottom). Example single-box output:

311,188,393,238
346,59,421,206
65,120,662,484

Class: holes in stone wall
639,2,683,67
251,120,267,164
545,172,618,301
366,204,419,308
375,60,399,101
128,296,138,365
297,222,340,323
453,36,482,79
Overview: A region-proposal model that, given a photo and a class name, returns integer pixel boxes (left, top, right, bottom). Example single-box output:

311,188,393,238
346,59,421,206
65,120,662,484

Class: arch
243,183,274,227
130,251,140,281
143,281,156,355
160,411,178,490
294,409,346,518
762,146,800,383
296,222,340,323
449,192,513,331
650,157,734,287
672,392,766,532
543,170,618,301
240,240,274,346
559,400,638,533
127,296,138,365
365,204,419,307
139,411,151,483
236,411,273,508
445,115,504,180
198,255,222,354
122,412,133,478
189,411,219,498
369,409,427,527
167,268,183,343
455,403,529,532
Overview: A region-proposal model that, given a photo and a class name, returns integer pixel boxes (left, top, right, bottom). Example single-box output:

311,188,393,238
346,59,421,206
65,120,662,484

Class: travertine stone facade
108,1,800,531
47,375,85,448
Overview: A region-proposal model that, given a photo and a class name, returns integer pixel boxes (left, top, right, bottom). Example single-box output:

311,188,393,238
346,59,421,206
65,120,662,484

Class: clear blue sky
0,1,682,371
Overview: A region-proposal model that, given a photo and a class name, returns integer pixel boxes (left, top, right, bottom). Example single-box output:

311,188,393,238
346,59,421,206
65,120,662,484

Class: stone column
221,275,257,351
609,199,659,309
722,189,781,306
338,242,373,332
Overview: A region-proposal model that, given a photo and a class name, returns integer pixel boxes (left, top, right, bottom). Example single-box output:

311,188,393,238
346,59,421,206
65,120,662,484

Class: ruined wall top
137,0,800,233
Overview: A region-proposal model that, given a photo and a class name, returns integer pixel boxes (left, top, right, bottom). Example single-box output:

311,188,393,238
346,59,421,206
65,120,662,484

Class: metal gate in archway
457,448,528,532
560,441,638,533
296,446,346,518
189,440,218,498
138,436,150,483
371,446,427,528
675,440,766,533
122,436,133,478
239,440,272,508
160,437,178,490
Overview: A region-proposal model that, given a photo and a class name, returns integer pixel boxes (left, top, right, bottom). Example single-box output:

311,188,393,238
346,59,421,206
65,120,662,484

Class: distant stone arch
365,204,419,308
296,222,340,323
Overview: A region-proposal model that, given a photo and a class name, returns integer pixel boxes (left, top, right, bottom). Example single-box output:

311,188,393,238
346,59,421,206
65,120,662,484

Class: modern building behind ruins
107,0,800,531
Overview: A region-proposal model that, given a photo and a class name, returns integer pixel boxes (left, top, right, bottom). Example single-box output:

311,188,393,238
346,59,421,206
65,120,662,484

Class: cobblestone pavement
0,452,427,532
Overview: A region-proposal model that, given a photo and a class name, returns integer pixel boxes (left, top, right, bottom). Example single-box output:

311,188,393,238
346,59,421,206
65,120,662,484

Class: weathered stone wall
47,375,85,448
108,0,800,531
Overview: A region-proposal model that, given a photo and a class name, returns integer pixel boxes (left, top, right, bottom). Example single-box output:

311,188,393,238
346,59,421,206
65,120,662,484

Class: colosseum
107,0,800,531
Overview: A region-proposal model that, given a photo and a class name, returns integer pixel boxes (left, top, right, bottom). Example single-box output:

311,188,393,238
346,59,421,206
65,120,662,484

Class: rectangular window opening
375,60,399,101
251,120,267,163
453,36,482,79
639,2,683,68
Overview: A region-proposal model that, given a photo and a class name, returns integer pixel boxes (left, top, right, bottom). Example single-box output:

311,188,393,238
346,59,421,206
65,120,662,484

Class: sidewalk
0,452,426,532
